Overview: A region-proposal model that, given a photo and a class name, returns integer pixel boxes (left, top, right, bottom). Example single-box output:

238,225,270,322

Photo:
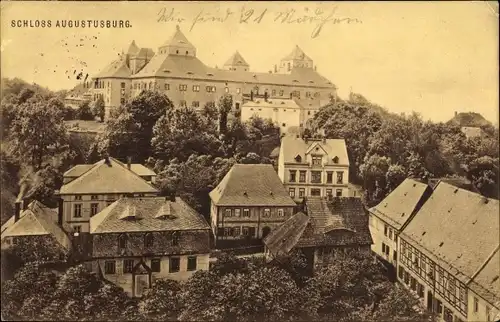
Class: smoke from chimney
14,201,21,223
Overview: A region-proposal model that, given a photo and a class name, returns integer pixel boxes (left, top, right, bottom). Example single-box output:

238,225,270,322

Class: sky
1,1,498,124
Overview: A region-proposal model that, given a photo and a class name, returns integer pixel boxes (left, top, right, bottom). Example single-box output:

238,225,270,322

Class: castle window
236,88,241,94
186,51,188,55
272,89,276,96
179,84,187,91
144,233,154,248
123,259,134,274
225,87,229,93
192,85,200,92
118,234,127,249
179,100,187,107
121,82,125,89
176,50,179,54
165,83,170,90
279,90,284,96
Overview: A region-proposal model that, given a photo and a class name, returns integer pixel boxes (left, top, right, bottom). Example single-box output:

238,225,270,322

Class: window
263,209,270,217
312,156,322,165
91,195,98,200
311,171,321,183
336,189,342,197
206,86,216,92
278,209,284,217
232,209,240,217
289,188,295,198
144,233,154,248
393,250,397,261
299,171,306,182
417,283,424,298
90,203,99,216
384,225,388,236
326,172,333,183
398,266,404,279
382,243,386,254
289,170,296,182
123,259,134,273
233,227,241,236
337,172,344,184
486,306,491,321
271,89,276,96
179,100,187,107
388,228,393,239
225,209,232,217
242,227,249,236
282,123,286,127
299,188,305,198
326,189,332,196
172,232,179,246
73,225,81,234
121,82,125,89
279,90,284,96
243,209,250,217
120,98,125,105
192,85,200,92
311,188,321,196
192,101,200,108
235,103,240,110
473,297,478,312
404,271,410,284
236,88,241,94
104,261,116,274
225,87,229,93
165,83,170,90
151,258,161,272
169,257,180,273
306,92,311,98
187,256,197,271
410,277,417,291
118,234,127,249
74,204,82,218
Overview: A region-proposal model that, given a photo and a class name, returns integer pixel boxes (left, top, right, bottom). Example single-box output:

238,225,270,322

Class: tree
360,154,391,206
179,270,222,321
92,96,105,122
465,156,499,198
386,164,407,192
9,96,69,170
76,101,94,120
99,90,173,162
84,281,132,321
139,279,182,320
218,94,233,134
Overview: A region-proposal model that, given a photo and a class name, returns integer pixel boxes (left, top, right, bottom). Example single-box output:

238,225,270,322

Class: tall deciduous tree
92,96,105,122
138,279,182,320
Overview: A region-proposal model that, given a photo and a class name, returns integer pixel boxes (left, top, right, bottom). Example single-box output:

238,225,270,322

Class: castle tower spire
158,25,196,57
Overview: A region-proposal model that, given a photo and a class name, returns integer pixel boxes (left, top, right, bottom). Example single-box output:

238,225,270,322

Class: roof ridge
468,245,500,285
60,159,106,192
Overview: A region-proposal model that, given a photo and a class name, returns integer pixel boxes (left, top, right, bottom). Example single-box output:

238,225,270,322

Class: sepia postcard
0,1,499,321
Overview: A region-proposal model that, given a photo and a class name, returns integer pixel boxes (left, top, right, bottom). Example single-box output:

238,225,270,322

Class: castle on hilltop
75,25,337,124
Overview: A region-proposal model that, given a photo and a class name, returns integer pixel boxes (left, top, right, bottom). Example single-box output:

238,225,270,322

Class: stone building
209,164,296,248
82,25,336,119
90,195,211,297
263,196,373,270
278,136,351,201
58,157,159,234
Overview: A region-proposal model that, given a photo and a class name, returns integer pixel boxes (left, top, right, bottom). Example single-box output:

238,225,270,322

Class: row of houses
369,178,500,322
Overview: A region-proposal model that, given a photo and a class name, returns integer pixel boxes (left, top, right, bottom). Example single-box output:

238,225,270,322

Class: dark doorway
262,226,271,238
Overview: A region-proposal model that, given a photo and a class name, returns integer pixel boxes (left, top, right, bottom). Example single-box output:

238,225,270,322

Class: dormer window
295,155,302,162
332,156,339,164
312,156,322,165
118,234,127,249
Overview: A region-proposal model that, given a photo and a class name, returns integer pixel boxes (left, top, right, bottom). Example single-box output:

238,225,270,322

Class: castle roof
160,25,196,50
127,40,140,56
95,58,132,78
282,45,313,62
224,51,249,67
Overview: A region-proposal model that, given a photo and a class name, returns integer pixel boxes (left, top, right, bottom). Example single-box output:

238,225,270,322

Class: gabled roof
280,136,349,165
1,201,71,250
263,212,310,257
59,157,159,195
282,45,313,62
131,55,334,89
127,40,140,56
160,25,196,50
90,196,210,234
64,163,156,178
209,164,296,206
467,246,500,307
369,178,430,230
224,51,249,67
401,181,500,284
95,58,132,78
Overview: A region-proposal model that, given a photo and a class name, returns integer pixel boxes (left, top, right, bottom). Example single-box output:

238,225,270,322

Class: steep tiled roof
63,164,93,177
263,212,310,257
224,51,249,67
160,26,196,50
90,196,210,234
127,40,140,56
401,181,500,284
280,136,349,165
468,247,500,307
1,201,71,250
131,55,334,89
96,58,132,78
59,158,159,195
282,45,313,62
129,164,156,177
209,164,296,206
369,178,430,230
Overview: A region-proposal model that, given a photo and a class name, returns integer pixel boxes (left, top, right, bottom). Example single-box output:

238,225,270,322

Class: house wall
467,289,500,322
60,192,158,233
240,103,301,134
95,253,209,297
368,213,399,266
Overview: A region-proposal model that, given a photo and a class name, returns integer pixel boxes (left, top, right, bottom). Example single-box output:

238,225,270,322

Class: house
368,178,433,268
84,26,336,119
278,136,351,202
1,200,71,255
209,164,297,248
397,181,499,322
263,196,373,270
90,195,211,297
58,157,159,234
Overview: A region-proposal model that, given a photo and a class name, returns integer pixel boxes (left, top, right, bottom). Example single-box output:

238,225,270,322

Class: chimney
104,156,111,166
264,91,268,102
58,198,64,226
127,156,132,170
250,90,254,101
274,64,277,73
14,201,21,223
22,198,31,211
454,111,458,117
322,136,326,143
169,192,176,202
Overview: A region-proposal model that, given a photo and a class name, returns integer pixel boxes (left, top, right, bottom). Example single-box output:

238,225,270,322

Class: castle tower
278,45,313,74
158,25,197,57
223,51,250,72
127,40,154,74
